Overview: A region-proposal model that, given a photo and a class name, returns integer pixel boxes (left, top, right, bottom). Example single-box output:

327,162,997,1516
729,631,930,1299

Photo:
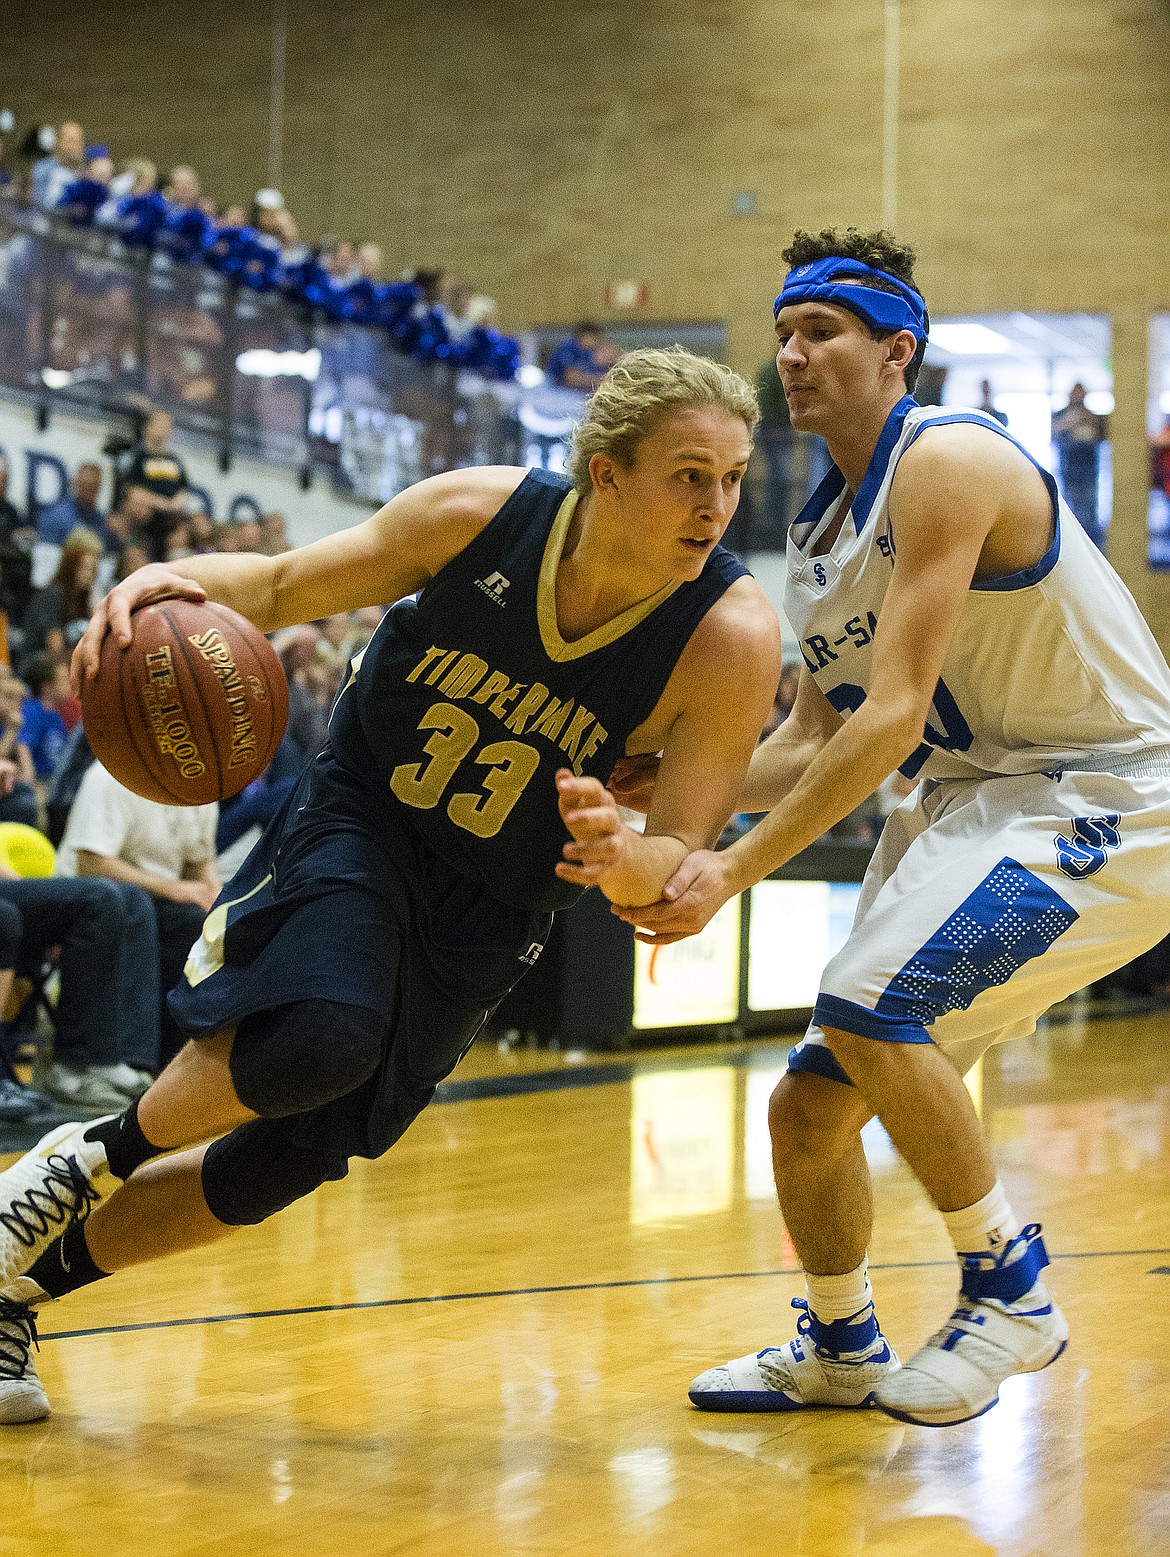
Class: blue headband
774,257,928,343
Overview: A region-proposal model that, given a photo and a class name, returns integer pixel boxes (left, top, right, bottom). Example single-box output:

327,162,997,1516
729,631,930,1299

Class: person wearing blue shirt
18,654,69,780
35,463,111,549
546,322,619,389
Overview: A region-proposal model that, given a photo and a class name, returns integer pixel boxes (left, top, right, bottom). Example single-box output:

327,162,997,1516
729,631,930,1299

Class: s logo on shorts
1054,814,1122,879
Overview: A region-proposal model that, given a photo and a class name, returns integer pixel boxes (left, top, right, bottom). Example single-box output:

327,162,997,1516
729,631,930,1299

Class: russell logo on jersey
475,571,510,605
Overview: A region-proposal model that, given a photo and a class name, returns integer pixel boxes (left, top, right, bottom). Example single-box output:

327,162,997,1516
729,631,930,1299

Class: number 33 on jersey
327,470,749,914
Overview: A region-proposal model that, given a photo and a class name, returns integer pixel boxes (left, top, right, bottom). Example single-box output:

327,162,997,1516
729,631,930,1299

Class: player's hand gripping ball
80,599,289,805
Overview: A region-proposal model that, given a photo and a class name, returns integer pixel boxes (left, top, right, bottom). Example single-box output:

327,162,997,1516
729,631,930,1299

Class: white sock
806,1258,872,1325
942,1181,1021,1255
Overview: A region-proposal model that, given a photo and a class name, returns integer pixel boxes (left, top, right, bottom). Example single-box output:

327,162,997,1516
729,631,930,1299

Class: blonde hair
566,346,759,493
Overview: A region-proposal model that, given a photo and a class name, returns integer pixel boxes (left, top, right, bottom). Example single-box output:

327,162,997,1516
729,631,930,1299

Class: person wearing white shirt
57,762,219,1064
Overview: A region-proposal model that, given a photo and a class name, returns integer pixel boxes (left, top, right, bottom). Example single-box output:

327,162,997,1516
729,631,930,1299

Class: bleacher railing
0,194,590,506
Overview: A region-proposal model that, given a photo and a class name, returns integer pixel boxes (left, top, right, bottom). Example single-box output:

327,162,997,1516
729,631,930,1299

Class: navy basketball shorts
789,763,1170,1085
167,784,549,1225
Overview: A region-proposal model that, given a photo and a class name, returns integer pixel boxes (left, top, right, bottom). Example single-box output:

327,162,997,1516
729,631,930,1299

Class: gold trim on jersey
536,489,681,663
183,872,273,988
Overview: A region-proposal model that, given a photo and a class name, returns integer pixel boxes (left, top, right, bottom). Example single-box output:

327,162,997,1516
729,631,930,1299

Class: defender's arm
556,579,780,907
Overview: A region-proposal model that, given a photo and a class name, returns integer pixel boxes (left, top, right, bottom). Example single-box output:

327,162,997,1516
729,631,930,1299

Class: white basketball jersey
784,398,1170,781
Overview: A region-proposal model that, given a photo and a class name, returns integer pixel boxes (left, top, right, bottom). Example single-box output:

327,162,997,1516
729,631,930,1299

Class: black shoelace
0,1152,102,1249
0,1296,38,1380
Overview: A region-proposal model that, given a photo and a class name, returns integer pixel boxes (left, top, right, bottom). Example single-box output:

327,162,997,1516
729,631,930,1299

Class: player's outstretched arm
72,467,527,690
736,669,843,812
563,578,781,908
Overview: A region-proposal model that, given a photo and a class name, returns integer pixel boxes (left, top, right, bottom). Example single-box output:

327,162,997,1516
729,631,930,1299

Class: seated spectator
36,461,111,549
116,540,151,580
162,165,202,210
105,482,154,553
106,156,157,204
30,120,86,210
21,533,102,662
18,652,70,780
260,510,291,555
0,456,34,626
0,866,162,1111
214,516,263,553
274,624,333,763
0,682,39,829
116,410,191,561
156,165,213,263
57,760,220,1065
57,146,113,225
185,509,217,554
546,322,620,390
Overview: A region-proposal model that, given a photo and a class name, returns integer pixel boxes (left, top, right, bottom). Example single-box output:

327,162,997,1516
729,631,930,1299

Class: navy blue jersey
327,470,749,913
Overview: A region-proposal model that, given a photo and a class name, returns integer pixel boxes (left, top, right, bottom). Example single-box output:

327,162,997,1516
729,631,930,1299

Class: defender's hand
611,849,734,945
72,564,207,693
555,769,628,886
606,752,661,814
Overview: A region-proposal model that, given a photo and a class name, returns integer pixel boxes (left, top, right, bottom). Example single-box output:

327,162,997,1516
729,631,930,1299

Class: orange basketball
81,599,289,806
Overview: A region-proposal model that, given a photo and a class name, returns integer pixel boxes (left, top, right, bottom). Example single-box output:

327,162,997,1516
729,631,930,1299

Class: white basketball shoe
0,1284,49,1425
0,1118,122,1288
689,1298,899,1412
874,1224,1069,1427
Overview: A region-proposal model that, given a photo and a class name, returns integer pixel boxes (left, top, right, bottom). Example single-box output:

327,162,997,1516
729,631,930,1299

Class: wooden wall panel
1,0,1168,622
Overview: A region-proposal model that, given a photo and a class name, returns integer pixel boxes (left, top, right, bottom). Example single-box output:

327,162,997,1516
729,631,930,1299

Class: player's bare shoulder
891,419,1052,570
365,465,532,580
894,420,1040,510
644,574,780,740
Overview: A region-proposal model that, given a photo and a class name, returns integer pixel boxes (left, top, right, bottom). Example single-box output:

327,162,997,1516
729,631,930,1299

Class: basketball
80,599,289,806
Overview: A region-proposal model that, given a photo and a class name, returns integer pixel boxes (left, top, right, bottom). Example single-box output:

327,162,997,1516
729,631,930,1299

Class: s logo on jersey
813,563,827,586
1054,814,1122,879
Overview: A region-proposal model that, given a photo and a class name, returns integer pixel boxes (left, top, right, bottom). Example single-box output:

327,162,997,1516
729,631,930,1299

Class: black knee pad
228,999,386,1118
201,1116,351,1226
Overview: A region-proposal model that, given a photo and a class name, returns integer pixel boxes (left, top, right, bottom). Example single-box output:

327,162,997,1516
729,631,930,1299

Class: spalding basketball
81,599,289,806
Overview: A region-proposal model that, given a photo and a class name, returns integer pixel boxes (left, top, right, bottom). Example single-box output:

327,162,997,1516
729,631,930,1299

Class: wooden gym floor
0,1003,1166,1557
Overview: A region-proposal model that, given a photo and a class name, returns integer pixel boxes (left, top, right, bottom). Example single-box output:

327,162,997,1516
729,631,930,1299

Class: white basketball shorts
788,758,1170,1084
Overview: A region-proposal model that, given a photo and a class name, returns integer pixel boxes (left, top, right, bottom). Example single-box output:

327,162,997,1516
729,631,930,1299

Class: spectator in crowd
0,674,39,828
1149,417,1170,504
1052,381,1109,545
755,354,794,541
162,165,201,210
116,410,191,561
30,120,86,210
57,146,113,225
0,457,34,625
0,867,162,1112
546,322,620,390
183,509,217,554
105,482,154,553
260,510,291,555
18,652,70,780
214,516,263,553
0,458,34,552
57,761,220,1067
275,625,333,763
115,540,151,581
35,461,110,548
252,189,300,252
979,378,1008,427
21,532,102,662
323,238,357,286
106,156,157,203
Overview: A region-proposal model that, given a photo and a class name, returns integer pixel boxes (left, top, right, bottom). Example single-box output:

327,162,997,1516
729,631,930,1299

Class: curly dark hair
779,227,928,391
